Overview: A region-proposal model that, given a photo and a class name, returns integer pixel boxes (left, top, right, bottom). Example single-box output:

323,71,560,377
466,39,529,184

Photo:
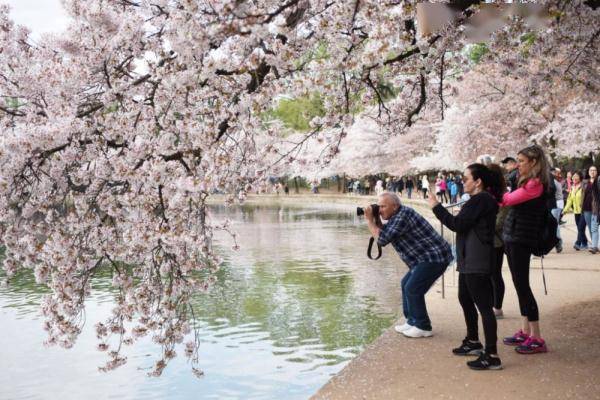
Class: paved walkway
305,199,600,400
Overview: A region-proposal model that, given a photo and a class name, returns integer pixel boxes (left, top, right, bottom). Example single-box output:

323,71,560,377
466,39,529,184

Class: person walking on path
563,171,588,250
500,145,550,355
449,178,459,204
455,174,464,198
397,177,405,197
548,169,564,253
583,166,599,254
364,193,453,338
592,167,600,254
405,177,413,199
421,175,429,199
430,163,504,370
439,175,448,203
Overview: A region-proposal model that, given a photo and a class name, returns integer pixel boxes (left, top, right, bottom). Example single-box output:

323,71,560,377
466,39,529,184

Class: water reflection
0,203,404,400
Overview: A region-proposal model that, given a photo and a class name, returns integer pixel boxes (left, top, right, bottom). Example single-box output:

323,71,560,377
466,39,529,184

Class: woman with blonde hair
500,145,550,355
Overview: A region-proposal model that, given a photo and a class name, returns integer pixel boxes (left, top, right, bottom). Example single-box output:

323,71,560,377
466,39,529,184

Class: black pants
490,247,505,309
505,242,539,321
458,273,497,354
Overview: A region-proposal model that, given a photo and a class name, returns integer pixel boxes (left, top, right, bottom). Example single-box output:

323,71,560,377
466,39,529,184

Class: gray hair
379,192,401,208
477,154,494,166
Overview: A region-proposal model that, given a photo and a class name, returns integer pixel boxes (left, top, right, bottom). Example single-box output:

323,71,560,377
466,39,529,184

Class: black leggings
458,273,497,354
490,247,505,309
505,242,539,321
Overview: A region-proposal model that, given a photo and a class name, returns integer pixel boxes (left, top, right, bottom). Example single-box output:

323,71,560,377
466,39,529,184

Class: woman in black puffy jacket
501,145,550,355
430,163,505,371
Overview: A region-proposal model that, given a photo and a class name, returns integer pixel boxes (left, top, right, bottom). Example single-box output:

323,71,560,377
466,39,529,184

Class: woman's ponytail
467,163,506,203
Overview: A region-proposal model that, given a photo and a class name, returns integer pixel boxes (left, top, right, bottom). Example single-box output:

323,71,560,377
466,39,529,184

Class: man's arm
375,210,409,247
364,206,381,239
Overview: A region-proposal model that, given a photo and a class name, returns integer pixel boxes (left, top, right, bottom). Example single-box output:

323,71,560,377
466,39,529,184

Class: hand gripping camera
357,204,382,260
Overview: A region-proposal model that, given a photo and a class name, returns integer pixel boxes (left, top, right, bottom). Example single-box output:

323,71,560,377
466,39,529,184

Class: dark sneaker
452,338,483,356
589,247,599,254
515,337,548,354
467,352,503,370
555,240,563,253
503,329,529,346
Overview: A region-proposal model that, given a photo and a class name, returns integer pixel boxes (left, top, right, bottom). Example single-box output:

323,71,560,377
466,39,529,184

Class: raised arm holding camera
361,193,453,338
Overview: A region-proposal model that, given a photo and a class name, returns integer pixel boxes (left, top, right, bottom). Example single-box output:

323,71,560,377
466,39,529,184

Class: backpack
532,207,559,257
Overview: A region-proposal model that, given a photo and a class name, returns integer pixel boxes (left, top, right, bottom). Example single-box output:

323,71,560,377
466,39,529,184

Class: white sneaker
402,326,433,338
394,323,413,333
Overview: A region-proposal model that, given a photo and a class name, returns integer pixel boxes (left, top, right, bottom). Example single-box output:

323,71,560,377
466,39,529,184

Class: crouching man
365,193,453,338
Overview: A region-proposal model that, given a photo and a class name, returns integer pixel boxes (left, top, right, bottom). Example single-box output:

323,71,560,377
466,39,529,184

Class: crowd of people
362,144,600,372
347,174,465,200
349,156,600,256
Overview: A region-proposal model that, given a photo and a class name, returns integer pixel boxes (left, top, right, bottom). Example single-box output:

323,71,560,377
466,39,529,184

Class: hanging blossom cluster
0,0,476,376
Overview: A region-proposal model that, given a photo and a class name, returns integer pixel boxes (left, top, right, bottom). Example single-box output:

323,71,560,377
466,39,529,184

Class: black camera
357,204,379,218
357,204,383,260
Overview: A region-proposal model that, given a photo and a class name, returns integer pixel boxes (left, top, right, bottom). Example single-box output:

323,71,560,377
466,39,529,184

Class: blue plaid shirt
377,206,453,269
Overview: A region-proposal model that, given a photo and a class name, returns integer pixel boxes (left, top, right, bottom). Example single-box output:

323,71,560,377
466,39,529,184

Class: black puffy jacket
502,192,546,249
433,192,498,274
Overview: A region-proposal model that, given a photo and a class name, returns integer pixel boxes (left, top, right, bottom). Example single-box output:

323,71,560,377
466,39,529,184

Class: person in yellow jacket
563,171,588,250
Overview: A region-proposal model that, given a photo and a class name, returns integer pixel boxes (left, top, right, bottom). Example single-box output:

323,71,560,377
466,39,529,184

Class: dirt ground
311,201,600,400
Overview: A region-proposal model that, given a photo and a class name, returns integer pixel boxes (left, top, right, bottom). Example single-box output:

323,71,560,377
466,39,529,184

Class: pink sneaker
503,329,529,346
516,337,548,354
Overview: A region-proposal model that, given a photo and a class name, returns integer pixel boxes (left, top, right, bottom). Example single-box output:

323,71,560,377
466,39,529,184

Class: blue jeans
588,213,599,248
551,208,562,241
583,211,598,248
401,261,448,331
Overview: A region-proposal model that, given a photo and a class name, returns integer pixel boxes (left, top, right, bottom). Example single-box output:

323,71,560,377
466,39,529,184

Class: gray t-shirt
554,179,563,201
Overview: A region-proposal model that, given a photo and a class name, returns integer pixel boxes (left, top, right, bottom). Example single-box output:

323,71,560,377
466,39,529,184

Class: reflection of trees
189,258,394,351
198,204,398,351
0,266,119,312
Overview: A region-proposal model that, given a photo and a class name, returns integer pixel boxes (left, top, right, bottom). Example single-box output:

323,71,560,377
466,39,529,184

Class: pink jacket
501,178,543,206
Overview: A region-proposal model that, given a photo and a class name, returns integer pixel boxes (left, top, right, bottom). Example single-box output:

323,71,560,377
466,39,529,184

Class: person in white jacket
421,175,429,199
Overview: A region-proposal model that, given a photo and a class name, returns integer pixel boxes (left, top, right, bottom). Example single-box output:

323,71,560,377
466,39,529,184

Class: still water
0,203,405,400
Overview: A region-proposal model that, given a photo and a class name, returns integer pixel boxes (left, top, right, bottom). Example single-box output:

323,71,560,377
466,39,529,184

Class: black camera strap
367,237,382,260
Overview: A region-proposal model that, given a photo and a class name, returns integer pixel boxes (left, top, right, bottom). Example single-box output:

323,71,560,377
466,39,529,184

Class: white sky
4,0,70,38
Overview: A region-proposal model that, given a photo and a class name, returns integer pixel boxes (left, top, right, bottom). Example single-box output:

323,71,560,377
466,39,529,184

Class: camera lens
356,207,364,216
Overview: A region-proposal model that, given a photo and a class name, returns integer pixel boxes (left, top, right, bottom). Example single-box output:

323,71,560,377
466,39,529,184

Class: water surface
0,203,405,400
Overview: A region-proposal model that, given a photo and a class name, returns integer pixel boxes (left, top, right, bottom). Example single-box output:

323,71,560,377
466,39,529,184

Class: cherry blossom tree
0,0,470,375
1,0,598,377
534,101,600,159
416,0,600,168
